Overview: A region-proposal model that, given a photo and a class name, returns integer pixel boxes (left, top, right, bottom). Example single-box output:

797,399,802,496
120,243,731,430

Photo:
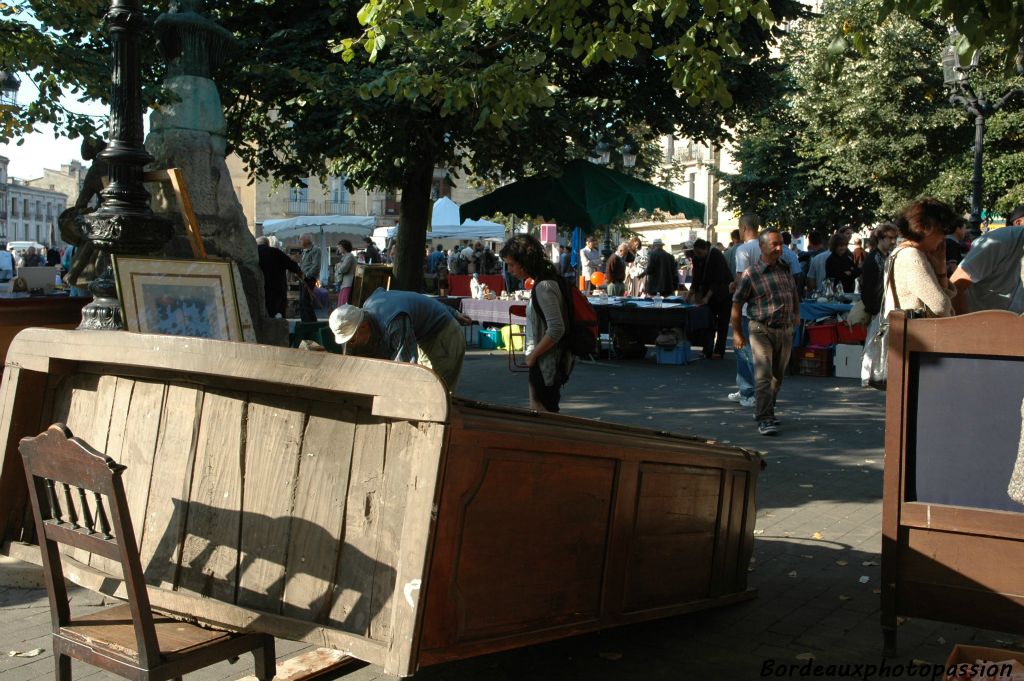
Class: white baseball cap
329,305,365,344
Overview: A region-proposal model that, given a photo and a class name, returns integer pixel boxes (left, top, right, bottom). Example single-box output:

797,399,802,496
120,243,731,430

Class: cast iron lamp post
942,36,1023,232
0,71,19,107
79,0,173,329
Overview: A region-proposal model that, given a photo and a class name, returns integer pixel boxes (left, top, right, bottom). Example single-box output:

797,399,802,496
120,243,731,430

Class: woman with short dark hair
499,234,574,412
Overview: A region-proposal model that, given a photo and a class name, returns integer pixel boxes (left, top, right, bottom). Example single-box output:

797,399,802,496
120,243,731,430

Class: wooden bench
1,327,763,677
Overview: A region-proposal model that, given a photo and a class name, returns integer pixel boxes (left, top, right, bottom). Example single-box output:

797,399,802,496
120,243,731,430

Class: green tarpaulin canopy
460,159,705,230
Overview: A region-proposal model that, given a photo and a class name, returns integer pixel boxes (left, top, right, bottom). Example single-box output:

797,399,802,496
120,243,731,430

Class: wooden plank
60,373,118,565
236,394,306,612
382,421,446,676
281,401,357,622
235,648,355,681
115,381,165,546
0,366,48,542
177,388,246,602
369,420,418,644
327,410,388,636
6,328,449,423
139,384,203,588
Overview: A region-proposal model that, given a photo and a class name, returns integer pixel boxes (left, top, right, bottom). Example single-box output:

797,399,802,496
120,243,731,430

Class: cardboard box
833,343,863,379
944,644,1024,680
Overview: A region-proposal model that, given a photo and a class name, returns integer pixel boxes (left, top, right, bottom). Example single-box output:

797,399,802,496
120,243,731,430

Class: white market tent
429,197,505,240
262,215,376,284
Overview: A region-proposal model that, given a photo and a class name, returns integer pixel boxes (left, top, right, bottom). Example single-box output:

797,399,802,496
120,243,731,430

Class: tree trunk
393,156,435,291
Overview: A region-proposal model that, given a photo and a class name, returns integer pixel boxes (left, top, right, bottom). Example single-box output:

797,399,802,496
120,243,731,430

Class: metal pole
970,112,985,233
79,0,172,330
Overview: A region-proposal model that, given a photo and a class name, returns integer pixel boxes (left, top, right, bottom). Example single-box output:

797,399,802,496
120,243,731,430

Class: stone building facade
0,156,71,246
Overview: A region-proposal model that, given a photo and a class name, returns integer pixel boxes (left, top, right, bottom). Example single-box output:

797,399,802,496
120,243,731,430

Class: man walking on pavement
732,228,801,436
728,214,762,408
298,233,321,322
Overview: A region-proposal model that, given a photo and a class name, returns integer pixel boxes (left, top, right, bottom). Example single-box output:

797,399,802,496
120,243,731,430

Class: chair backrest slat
20,423,162,668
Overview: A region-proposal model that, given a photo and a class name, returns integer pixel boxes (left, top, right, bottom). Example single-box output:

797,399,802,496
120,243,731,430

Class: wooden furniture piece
506,304,528,372
881,310,1024,655
0,295,90,364
19,422,275,681
351,264,392,306
0,328,762,677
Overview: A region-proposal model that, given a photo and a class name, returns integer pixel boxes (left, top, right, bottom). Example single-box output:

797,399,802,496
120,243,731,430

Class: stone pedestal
145,75,287,345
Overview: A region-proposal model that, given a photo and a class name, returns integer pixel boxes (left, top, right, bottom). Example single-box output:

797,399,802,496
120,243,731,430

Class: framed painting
113,257,245,342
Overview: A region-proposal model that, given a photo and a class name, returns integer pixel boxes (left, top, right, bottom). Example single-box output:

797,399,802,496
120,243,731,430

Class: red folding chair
507,304,529,372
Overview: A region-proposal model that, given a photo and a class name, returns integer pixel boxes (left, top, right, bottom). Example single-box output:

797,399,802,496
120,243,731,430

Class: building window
329,176,349,214
384,191,400,215
287,184,309,215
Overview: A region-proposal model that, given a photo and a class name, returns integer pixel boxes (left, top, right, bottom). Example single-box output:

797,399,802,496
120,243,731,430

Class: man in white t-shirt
951,206,1024,314
728,214,762,407
0,242,15,283
579,235,601,291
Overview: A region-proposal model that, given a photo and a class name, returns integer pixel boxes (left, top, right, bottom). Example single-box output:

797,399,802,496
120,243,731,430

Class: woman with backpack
500,234,575,413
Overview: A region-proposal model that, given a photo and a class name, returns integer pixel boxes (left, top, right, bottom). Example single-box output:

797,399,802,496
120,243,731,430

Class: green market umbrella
460,159,705,230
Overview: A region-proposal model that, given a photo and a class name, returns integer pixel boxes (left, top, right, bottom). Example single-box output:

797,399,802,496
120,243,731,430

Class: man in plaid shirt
731,229,801,436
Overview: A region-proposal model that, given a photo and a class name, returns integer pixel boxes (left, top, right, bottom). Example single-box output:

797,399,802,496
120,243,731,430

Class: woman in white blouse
886,198,959,318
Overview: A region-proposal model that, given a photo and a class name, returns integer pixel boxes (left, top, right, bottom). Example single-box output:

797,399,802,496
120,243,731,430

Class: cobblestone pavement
2,346,1020,681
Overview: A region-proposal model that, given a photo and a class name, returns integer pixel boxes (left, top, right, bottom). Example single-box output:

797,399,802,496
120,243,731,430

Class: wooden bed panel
176,388,247,602
451,449,616,639
623,463,721,611
280,400,357,622
139,383,203,589
327,411,390,636
237,394,307,612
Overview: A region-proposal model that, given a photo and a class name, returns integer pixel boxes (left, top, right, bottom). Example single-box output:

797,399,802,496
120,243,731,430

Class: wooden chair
507,304,529,372
19,423,276,681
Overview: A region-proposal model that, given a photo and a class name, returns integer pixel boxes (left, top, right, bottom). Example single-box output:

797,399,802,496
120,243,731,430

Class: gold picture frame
113,256,246,342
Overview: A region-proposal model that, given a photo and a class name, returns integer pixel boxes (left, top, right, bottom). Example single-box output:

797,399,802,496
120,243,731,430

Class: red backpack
555,279,598,358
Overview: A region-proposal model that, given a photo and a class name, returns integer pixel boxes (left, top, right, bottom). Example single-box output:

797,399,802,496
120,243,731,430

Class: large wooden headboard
0,328,449,677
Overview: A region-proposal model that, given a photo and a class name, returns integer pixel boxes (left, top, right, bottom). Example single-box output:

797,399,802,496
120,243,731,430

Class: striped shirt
733,258,800,326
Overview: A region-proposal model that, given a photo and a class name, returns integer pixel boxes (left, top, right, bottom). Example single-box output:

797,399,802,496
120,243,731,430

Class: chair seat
60,604,237,661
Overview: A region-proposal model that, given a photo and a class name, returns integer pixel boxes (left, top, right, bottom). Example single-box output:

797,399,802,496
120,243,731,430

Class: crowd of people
269,198,1024,423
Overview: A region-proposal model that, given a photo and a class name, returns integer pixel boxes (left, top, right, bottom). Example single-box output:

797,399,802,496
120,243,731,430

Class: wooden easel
142,168,207,258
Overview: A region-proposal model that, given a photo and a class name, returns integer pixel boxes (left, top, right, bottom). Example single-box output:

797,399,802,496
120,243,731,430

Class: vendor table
592,299,711,345
447,274,505,297
460,298,526,325
801,301,852,321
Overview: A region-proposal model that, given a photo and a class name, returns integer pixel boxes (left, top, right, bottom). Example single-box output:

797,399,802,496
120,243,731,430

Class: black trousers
299,278,317,322
705,294,731,357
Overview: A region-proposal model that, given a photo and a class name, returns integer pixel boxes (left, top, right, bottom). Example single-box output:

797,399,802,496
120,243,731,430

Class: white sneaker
739,396,756,407
728,391,743,401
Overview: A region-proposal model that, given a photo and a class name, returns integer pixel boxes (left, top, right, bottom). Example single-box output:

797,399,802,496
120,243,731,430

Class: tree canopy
718,0,1024,230
3,0,804,288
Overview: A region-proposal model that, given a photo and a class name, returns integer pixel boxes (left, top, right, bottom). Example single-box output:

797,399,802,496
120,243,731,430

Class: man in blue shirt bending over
329,288,473,390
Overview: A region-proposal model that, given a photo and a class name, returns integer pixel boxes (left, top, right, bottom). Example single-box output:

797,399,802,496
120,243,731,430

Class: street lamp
0,70,20,107
620,144,637,170
78,0,173,329
942,35,1022,232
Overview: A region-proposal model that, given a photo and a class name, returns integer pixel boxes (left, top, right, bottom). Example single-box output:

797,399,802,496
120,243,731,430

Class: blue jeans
735,316,755,398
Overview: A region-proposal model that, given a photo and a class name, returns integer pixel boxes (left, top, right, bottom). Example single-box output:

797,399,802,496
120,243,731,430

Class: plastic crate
836,323,867,344
656,342,692,365
478,328,504,349
797,346,833,377
805,322,839,347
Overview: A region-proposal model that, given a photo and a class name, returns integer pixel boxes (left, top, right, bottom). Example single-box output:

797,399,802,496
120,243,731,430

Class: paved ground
2,345,1021,681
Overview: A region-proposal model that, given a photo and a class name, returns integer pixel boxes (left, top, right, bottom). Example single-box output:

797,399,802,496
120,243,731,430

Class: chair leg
253,636,276,681
55,653,71,681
